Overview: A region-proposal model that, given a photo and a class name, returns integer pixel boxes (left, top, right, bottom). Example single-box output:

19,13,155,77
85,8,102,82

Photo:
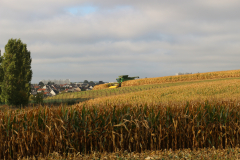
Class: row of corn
1,71,240,159
19,147,240,159
46,83,165,103
93,69,240,90
1,98,240,159
79,79,240,108
122,69,240,87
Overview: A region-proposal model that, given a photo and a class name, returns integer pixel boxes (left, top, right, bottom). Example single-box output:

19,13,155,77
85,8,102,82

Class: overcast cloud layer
0,0,240,83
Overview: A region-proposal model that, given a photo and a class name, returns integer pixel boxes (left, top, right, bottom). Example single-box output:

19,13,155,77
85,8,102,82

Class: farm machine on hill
109,75,139,88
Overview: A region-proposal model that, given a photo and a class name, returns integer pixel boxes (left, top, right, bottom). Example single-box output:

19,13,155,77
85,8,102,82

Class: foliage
83,80,88,83
1,99,240,159
0,50,3,103
89,81,95,86
38,81,44,87
0,38,32,107
32,92,44,104
47,81,54,85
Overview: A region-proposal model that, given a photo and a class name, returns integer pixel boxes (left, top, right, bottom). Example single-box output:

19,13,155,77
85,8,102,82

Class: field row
1,98,240,159
41,77,240,105
0,71,240,159
77,78,240,108
19,147,240,159
93,69,240,90
122,69,240,87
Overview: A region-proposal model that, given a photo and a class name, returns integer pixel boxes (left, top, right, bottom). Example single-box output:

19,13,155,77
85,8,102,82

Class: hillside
93,69,240,90
76,78,240,108
1,69,240,159
42,69,240,106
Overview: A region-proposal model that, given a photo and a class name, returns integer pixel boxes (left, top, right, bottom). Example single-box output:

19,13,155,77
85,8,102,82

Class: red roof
34,86,40,89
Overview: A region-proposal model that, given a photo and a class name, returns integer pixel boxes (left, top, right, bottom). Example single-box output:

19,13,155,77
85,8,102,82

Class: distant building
50,90,56,96
176,72,192,76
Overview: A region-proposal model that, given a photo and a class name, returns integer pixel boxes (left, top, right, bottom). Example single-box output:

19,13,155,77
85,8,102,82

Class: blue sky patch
66,5,97,16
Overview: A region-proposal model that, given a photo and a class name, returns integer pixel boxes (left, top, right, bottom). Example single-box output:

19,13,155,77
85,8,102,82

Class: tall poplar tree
1,39,32,107
0,50,3,104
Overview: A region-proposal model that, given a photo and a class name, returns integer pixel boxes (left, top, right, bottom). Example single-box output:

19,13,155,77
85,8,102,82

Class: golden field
93,69,240,90
79,78,240,108
3,99,240,159
1,70,240,159
122,69,240,87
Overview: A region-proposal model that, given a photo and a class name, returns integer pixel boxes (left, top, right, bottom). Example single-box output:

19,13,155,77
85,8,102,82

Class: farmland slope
1,69,240,159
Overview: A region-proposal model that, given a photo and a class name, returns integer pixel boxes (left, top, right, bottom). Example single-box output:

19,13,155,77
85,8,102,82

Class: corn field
78,79,240,108
1,99,240,159
1,71,240,159
123,69,240,86
42,82,175,104
93,69,240,90
43,76,240,105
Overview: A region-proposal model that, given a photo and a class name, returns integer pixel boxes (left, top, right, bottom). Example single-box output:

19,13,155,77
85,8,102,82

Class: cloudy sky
0,0,240,83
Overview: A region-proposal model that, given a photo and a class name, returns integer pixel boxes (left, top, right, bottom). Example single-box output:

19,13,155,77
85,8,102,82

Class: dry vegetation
2,98,240,159
19,147,240,159
79,79,240,108
1,98,240,159
122,69,240,87
1,70,240,159
93,69,240,90
92,83,110,90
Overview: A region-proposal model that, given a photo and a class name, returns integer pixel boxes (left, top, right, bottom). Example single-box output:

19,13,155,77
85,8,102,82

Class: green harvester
109,75,139,88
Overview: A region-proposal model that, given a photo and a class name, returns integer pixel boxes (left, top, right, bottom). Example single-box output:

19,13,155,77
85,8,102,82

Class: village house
37,88,46,93
30,80,108,98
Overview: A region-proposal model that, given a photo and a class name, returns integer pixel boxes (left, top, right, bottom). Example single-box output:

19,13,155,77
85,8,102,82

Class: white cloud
0,0,240,83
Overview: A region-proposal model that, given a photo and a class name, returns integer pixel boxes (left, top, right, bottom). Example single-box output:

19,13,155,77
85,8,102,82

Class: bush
68,99,77,105
32,92,44,104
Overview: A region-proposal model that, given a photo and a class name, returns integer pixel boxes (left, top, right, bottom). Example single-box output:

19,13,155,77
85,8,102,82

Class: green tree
47,81,54,85
89,81,95,87
84,80,88,83
0,39,32,107
32,92,44,104
38,81,44,87
0,50,3,104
